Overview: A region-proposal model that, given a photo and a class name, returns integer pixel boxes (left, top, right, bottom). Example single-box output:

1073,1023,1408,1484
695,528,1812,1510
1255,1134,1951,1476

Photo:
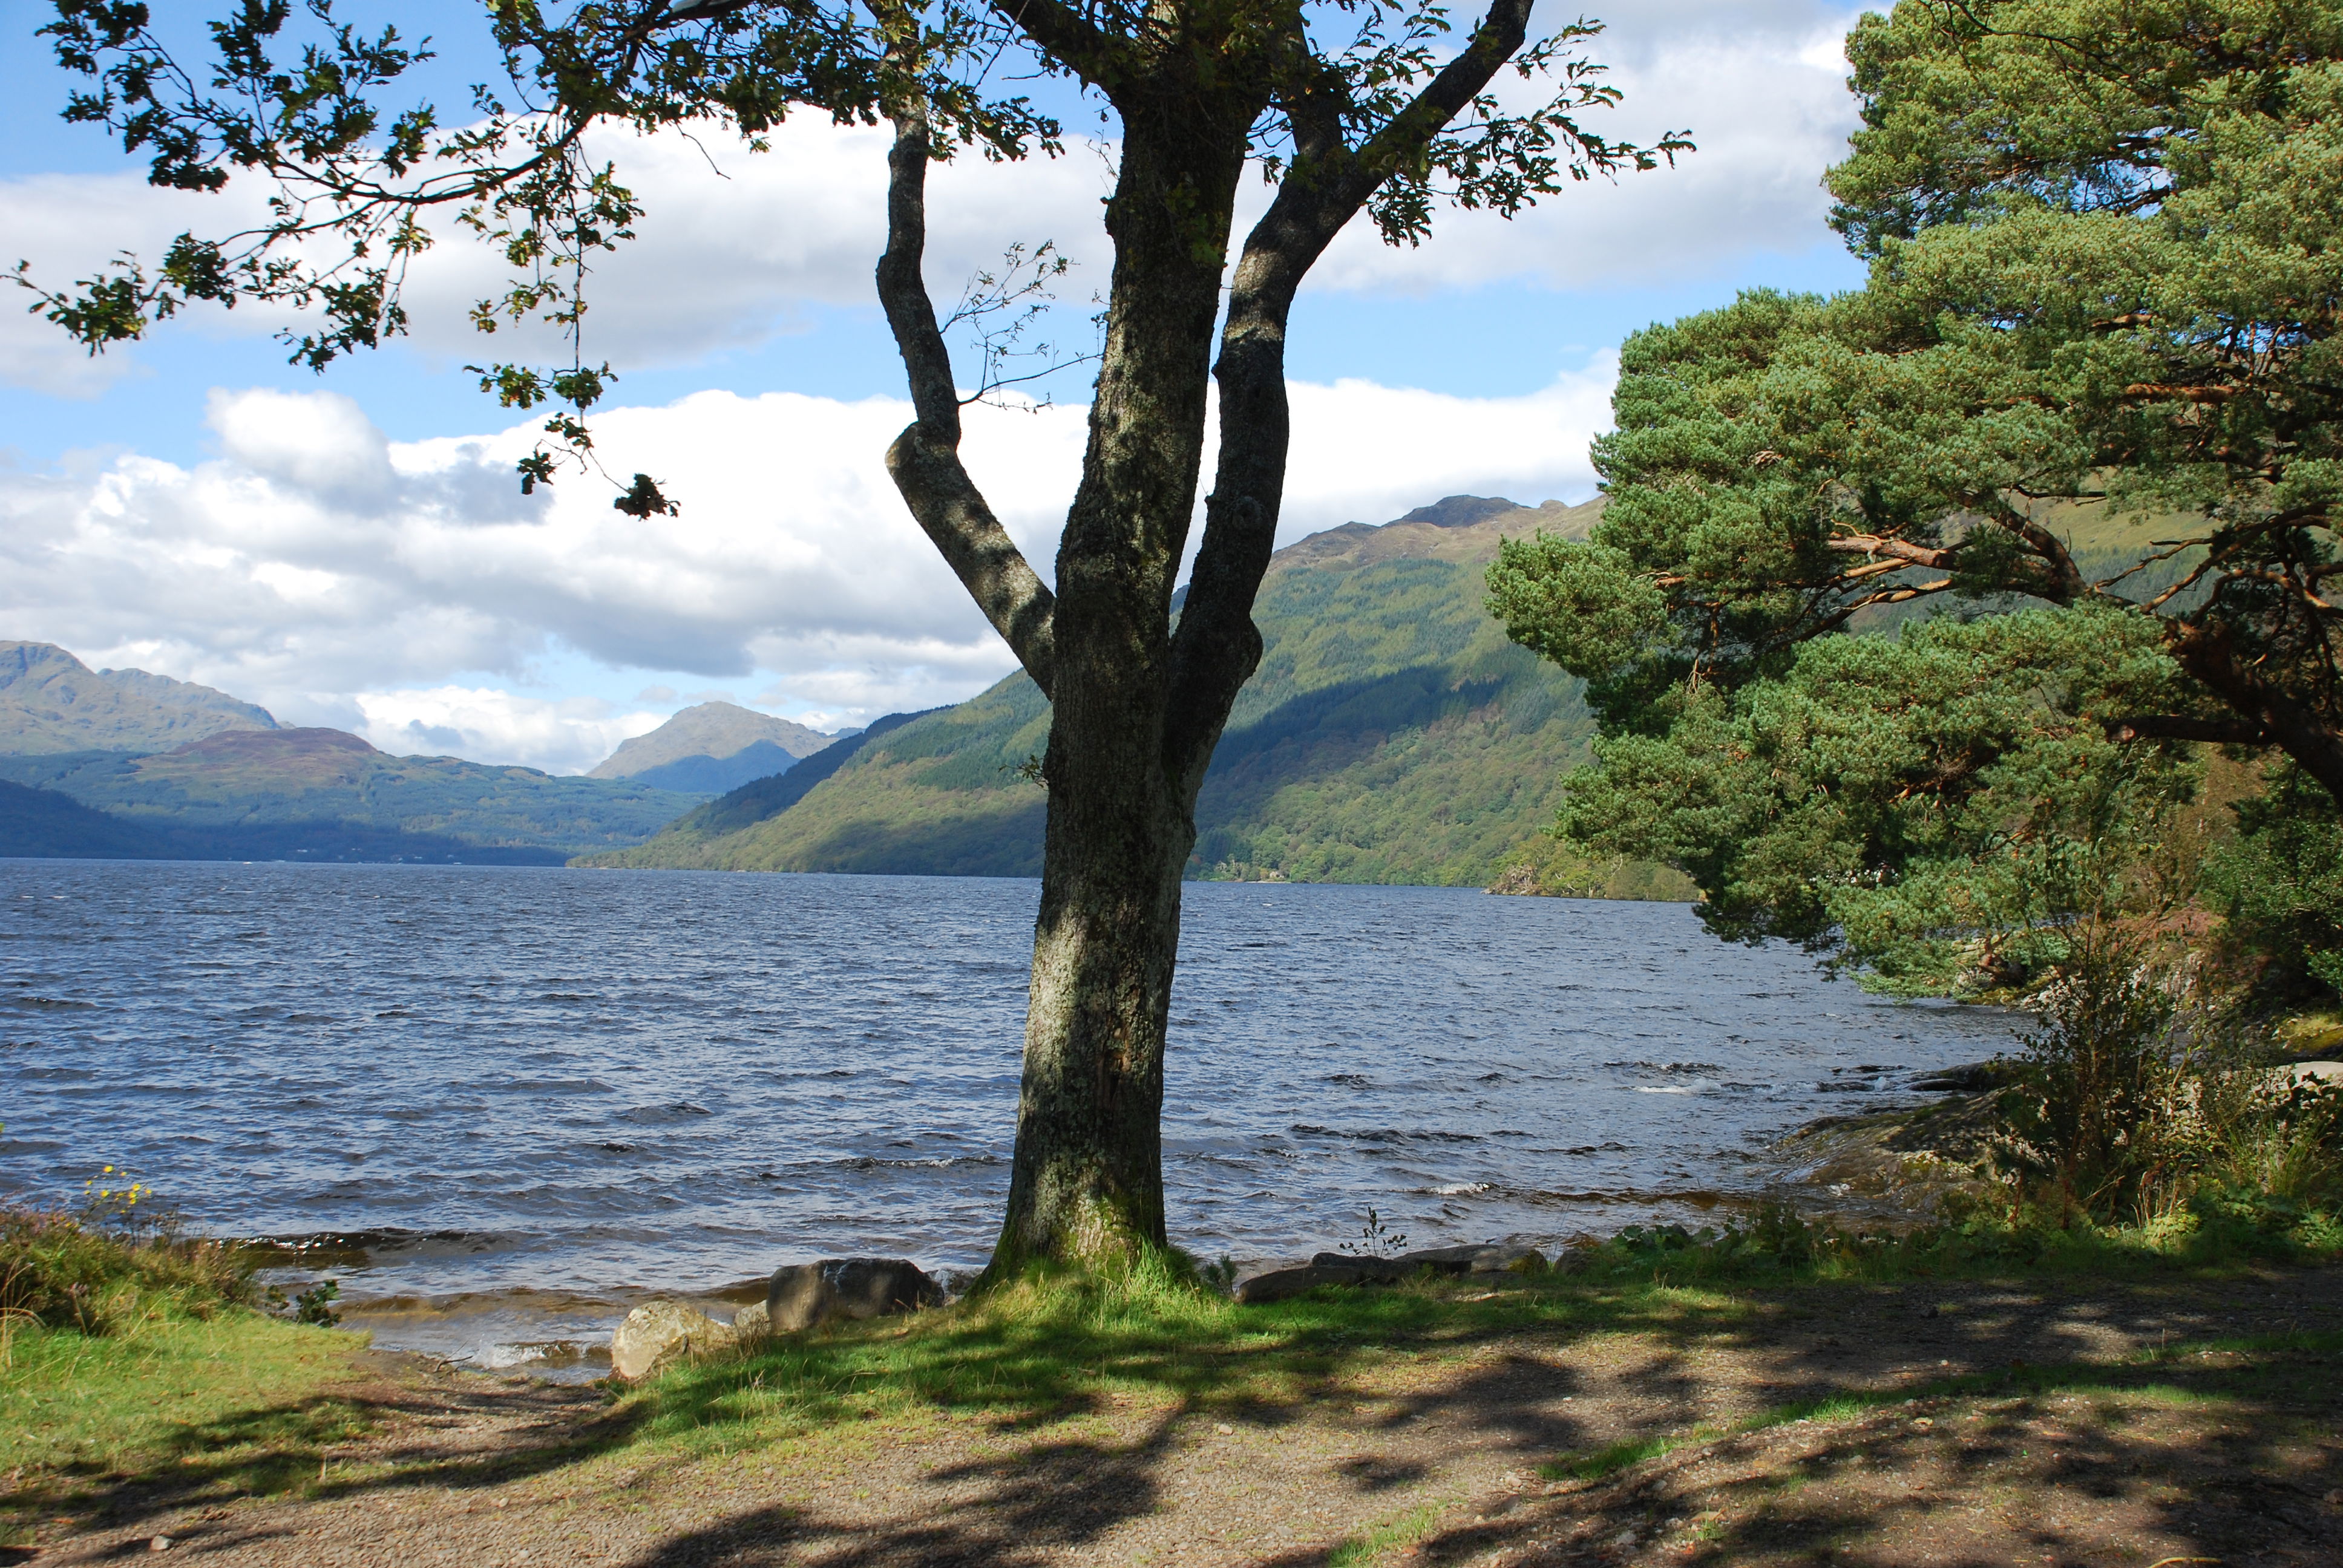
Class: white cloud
0,360,1613,770
1297,2,1862,293
352,687,661,775
1276,358,1611,534
3,2,1860,393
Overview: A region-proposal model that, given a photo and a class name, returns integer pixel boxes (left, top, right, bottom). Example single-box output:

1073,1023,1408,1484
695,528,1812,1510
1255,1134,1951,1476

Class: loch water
1,860,2020,1370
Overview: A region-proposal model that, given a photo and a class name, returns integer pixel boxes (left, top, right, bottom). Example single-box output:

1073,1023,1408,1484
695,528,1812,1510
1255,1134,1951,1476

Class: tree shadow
9,1356,637,1547
621,1409,1186,1567
19,1268,2343,1564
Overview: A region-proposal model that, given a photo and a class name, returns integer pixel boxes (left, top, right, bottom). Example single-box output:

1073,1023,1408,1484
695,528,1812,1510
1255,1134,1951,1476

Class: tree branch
875,91,1057,697
1163,0,1538,788
2102,714,2275,745
1825,533,1956,569
984,0,1129,88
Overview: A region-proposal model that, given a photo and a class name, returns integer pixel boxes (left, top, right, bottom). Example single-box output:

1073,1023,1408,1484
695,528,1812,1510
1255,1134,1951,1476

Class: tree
1490,0,2343,812
1548,603,2203,989
22,0,1682,1276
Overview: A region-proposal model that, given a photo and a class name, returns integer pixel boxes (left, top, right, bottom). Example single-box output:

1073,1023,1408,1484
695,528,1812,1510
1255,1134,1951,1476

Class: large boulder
610,1300,738,1381
767,1258,943,1333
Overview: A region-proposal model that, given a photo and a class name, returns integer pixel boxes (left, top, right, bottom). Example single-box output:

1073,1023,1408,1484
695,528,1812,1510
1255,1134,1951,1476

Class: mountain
596,708,943,863
582,496,1696,894
588,701,844,794
0,727,701,863
0,641,279,755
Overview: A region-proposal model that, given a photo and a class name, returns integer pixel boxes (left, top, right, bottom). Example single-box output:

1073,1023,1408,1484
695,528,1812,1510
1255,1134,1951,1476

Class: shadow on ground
22,1268,2343,1566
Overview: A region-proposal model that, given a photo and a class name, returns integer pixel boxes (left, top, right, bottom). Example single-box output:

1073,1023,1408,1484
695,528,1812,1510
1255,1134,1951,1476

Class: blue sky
1,0,1869,771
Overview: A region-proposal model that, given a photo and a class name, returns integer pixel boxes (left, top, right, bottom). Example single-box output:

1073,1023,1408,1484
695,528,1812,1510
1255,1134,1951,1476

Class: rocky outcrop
1235,1244,1549,1304
767,1258,943,1333
609,1301,738,1381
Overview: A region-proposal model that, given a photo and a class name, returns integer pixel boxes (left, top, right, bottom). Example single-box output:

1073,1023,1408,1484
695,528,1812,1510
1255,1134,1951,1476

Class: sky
0,0,1871,774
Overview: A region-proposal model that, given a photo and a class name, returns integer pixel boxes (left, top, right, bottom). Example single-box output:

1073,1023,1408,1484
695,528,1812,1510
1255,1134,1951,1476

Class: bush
0,1203,252,1338
1978,919,2343,1233
1990,923,2195,1221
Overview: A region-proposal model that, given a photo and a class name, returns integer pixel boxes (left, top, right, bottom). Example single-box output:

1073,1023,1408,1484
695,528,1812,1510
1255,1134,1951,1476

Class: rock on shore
1234,1243,1547,1304
610,1301,738,1381
767,1258,943,1331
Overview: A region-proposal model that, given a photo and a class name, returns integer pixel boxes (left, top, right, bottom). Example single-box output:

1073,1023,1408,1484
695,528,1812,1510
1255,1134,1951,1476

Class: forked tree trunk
869,0,1544,1278
988,109,1247,1273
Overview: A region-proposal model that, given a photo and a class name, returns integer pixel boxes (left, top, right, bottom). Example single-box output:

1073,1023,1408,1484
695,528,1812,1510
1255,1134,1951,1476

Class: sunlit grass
1,1308,373,1544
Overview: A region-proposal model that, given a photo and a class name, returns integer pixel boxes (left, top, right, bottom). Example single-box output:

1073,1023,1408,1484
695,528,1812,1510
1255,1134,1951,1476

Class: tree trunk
2166,617,2343,806
983,110,1248,1276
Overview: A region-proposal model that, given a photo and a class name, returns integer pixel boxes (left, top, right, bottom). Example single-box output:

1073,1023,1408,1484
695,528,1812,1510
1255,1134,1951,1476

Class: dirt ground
12,1267,2342,1568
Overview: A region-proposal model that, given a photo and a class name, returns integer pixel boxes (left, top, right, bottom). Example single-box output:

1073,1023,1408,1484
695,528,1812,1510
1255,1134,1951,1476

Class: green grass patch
1,1305,374,1545
1326,1501,1445,1566
1,1205,383,1547
621,1201,2343,1464
621,1257,1759,1454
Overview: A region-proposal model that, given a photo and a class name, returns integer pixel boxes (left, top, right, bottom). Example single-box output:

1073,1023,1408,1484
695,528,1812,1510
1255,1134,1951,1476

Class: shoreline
257,1082,2014,1382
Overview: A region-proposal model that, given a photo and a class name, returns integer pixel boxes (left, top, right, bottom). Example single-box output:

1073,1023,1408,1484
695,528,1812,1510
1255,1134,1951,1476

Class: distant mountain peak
1393,495,1525,529
588,700,842,791
0,640,279,757
1266,494,1602,576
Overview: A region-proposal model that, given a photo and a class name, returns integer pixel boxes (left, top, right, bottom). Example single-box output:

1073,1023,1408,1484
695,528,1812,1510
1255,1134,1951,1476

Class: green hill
1,640,278,755
582,497,1697,894
0,727,700,861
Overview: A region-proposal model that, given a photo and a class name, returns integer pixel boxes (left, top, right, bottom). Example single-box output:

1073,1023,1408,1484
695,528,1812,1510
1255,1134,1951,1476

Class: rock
767,1258,943,1333
1304,1245,1549,1278
2270,1060,2343,1092
609,1299,738,1382
1239,1243,1555,1303
1909,1060,2018,1093
732,1298,771,1337
1394,1244,1548,1275
1235,1264,1380,1304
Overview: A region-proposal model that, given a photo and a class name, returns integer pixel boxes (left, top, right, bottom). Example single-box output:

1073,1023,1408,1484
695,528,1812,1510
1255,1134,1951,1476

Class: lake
0,860,2019,1371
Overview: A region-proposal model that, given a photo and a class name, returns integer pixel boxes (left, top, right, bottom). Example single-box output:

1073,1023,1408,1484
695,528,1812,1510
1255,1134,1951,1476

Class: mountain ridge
1,726,702,860
0,641,280,756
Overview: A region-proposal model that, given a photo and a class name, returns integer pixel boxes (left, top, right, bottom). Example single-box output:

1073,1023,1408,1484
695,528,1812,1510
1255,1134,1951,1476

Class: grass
1326,1501,1446,1566
621,1257,1748,1454
1,1307,377,1547
1,1207,379,1546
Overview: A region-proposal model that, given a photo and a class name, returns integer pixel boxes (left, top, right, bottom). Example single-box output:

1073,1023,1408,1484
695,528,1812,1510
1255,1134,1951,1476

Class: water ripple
0,863,2017,1304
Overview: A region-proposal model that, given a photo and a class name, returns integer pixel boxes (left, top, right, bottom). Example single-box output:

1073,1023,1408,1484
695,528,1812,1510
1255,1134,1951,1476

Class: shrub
0,1201,252,1338
1990,922,2194,1221
1977,918,2343,1234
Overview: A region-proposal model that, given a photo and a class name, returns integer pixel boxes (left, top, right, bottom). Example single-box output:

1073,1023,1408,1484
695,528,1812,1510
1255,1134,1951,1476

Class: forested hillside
0,727,700,860
583,497,1696,893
